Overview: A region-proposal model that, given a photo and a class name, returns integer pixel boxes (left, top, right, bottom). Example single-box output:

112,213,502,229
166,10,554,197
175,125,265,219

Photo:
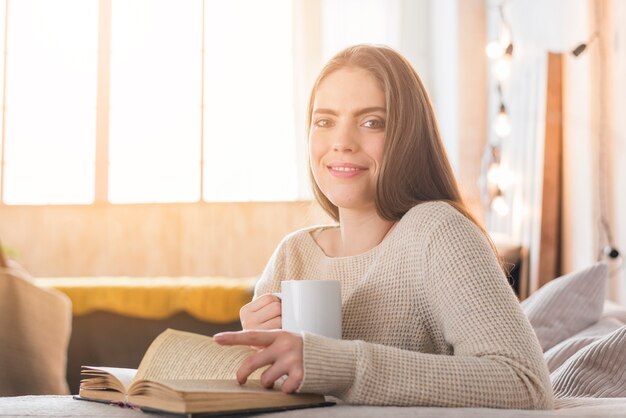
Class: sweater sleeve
297,214,554,409
252,241,286,299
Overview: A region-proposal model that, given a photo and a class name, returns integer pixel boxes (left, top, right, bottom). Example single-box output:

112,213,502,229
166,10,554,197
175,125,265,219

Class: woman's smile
327,162,368,178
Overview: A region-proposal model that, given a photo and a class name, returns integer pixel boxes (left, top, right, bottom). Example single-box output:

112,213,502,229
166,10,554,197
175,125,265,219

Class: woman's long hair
306,44,503,270
307,45,474,222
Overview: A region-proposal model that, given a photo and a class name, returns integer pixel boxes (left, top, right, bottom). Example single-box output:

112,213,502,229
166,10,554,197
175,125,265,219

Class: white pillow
551,325,626,398
521,262,607,351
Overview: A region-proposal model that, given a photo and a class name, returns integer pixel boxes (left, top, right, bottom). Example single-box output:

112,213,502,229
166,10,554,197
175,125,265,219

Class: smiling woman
215,45,553,409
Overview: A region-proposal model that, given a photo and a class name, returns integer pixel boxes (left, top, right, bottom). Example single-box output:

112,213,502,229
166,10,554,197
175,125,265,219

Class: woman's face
309,67,386,213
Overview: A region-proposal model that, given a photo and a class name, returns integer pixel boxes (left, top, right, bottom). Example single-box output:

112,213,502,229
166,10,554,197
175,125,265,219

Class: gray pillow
521,262,607,351
551,325,626,397
544,317,624,372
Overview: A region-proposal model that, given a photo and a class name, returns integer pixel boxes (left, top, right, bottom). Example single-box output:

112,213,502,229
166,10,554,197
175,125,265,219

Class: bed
2,260,625,416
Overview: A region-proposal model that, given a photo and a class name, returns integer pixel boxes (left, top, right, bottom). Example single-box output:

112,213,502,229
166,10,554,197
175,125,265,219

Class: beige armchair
0,242,72,395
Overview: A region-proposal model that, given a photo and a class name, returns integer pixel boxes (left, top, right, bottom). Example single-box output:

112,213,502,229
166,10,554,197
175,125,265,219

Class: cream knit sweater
254,202,554,409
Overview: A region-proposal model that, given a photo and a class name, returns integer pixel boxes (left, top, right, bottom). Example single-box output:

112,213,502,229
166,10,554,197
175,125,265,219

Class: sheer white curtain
202,0,298,202
487,0,626,302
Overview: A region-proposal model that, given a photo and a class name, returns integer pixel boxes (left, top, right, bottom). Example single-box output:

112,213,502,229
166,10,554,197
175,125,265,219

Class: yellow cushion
33,277,256,323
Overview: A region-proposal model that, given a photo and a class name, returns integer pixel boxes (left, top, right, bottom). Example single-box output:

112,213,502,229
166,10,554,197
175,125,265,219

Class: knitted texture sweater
254,201,554,409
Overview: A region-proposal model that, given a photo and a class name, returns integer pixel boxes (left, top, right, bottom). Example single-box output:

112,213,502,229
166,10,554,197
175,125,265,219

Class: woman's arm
297,215,553,409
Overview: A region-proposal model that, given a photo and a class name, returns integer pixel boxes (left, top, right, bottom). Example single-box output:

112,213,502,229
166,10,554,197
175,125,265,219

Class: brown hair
306,45,507,274
307,44,478,224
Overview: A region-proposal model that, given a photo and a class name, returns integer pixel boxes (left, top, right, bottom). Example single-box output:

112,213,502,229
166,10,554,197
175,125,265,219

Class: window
0,0,298,205
0,0,448,205
1,0,98,205
109,0,202,203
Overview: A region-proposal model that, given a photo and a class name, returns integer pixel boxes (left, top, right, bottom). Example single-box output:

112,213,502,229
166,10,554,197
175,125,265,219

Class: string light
485,40,505,59
492,57,512,81
493,103,512,138
481,1,514,219
492,194,510,216
571,31,598,57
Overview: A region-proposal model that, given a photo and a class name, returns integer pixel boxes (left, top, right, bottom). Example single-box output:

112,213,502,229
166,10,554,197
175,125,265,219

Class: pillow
551,325,626,397
603,299,626,323
544,317,624,372
521,262,607,351
0,260,72,395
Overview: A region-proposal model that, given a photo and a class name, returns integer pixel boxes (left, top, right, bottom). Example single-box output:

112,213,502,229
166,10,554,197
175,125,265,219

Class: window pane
109,0,202,203
3,0,98,205
203,0,298,201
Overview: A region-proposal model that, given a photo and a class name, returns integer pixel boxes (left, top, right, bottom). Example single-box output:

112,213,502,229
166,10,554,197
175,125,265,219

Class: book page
81,366,137,392
135,329,264,382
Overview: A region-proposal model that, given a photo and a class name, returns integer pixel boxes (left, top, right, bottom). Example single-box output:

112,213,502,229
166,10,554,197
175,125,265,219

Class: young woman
214,45,553,409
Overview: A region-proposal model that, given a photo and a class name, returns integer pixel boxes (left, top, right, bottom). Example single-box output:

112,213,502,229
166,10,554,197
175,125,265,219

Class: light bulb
492,57,511,81
487,163,514,191
496,168,514,190
487,163,501,186
486,41,505,59
491,195,509,216
494,109,511,138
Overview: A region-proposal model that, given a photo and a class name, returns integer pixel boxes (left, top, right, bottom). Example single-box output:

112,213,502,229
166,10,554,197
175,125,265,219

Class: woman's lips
327,163,368,178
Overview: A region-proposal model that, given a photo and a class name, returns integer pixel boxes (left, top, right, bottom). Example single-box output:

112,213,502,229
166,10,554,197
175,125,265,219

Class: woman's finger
236,346,278,384
279,367,304,394
259,360,289,389
252,301,282,324
251,316,282,331
214,330,279,347
258,353,304,393
241,294,276,314
260,316,282,330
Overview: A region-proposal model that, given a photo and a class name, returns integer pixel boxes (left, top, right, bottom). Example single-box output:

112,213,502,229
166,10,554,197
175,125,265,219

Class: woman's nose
332,123,357,152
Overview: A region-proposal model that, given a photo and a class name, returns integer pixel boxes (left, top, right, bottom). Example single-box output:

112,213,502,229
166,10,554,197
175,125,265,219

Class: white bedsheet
1,396,626,418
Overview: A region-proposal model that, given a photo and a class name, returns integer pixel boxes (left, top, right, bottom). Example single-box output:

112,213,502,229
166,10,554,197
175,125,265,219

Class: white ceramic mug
274,280,342,339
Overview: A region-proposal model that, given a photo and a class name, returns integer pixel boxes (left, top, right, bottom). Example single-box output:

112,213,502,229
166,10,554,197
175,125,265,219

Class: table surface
3,396,626,418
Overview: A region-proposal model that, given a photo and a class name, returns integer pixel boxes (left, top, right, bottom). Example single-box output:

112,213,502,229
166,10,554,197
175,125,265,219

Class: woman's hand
239,294,282,330
213,330,304,394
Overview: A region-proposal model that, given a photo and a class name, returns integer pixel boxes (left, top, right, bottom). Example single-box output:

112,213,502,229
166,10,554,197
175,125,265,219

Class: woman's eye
315,119,333,128
362,119,385,129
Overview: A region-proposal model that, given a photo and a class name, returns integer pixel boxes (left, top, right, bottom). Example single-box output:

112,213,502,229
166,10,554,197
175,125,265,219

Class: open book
77,329,330,416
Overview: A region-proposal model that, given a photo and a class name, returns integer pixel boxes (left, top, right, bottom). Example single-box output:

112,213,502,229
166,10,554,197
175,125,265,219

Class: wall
0,202,331,277
490,0,625,301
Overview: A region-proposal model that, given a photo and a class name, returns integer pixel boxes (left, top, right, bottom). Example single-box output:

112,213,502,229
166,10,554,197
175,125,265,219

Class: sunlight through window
2,0,98,205
108,0,202,203
202,0,298,201
1,0,301,205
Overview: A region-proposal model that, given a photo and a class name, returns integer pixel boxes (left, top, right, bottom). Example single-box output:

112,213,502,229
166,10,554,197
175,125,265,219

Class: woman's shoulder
393,201,487,249
401,200,470,229
397,201,492,259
